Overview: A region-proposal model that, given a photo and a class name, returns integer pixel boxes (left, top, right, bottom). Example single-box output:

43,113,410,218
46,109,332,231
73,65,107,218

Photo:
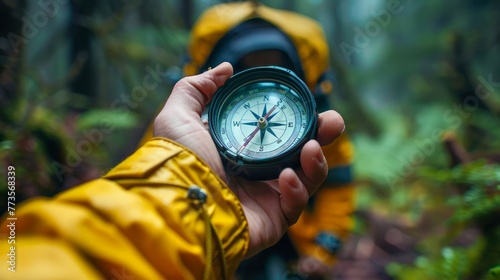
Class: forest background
1,0,499,279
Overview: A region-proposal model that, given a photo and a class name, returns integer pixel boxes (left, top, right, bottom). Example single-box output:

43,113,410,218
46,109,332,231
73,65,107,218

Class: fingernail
314,149,327,169
211,62,229,70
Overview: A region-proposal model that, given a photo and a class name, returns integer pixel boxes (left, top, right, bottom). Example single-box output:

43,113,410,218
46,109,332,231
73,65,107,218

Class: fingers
278,140,328,225
297,140,328,196
278,168,309,226
279,110,343,215
316,110,345,146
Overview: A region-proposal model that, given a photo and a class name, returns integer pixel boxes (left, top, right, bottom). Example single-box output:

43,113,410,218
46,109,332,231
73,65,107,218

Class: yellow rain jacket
0,138,248,279
141,2,356,267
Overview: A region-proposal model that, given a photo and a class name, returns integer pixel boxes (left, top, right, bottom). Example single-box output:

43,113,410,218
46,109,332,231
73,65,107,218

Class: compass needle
237,126,259,154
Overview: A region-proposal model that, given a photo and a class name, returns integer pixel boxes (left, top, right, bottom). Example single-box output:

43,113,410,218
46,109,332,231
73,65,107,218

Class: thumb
153,62,233,139
165,62,233,116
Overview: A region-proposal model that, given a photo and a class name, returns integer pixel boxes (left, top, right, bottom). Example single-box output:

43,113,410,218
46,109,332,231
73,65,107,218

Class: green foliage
76,109,139,130
420,160,500,185
387,245,480,280
386,161,500,280
420,161,500,226
388,230,500,280
344,0,500,278
487,266,500,280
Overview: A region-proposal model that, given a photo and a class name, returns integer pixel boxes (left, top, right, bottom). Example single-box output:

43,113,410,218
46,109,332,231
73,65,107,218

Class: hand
154,62,345,258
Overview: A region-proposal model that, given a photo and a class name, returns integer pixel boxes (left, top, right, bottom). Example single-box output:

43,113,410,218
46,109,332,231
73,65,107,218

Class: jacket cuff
104,137,249,277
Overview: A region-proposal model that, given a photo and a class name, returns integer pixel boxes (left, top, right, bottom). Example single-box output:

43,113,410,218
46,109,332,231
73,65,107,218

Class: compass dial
209,66,317,180
221,84,308,158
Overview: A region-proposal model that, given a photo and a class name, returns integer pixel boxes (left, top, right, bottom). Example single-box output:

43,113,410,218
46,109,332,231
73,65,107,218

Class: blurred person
0,62,345,279
139,2,356,279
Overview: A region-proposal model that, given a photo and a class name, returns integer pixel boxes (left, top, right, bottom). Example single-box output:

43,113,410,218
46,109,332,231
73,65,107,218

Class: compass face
208,66,317,180
219,82,308,159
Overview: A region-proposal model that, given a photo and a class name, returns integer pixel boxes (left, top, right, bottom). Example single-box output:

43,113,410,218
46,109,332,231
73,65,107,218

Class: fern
387,161,500,279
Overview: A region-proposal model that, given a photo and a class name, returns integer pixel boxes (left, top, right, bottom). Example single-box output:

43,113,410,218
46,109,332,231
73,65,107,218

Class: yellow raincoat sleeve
0,138,249,280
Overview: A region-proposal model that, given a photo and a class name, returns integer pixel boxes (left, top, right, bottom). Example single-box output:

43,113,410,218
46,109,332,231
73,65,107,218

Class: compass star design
242,104,286,145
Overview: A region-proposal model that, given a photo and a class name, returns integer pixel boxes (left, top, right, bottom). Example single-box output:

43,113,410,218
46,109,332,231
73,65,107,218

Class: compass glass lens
216,81,310,160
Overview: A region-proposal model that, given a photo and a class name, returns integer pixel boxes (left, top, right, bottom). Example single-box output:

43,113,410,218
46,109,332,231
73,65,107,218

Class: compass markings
228,88,306,156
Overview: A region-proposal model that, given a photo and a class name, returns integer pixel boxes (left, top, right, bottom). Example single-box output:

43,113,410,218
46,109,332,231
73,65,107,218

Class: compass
208,66,318,180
